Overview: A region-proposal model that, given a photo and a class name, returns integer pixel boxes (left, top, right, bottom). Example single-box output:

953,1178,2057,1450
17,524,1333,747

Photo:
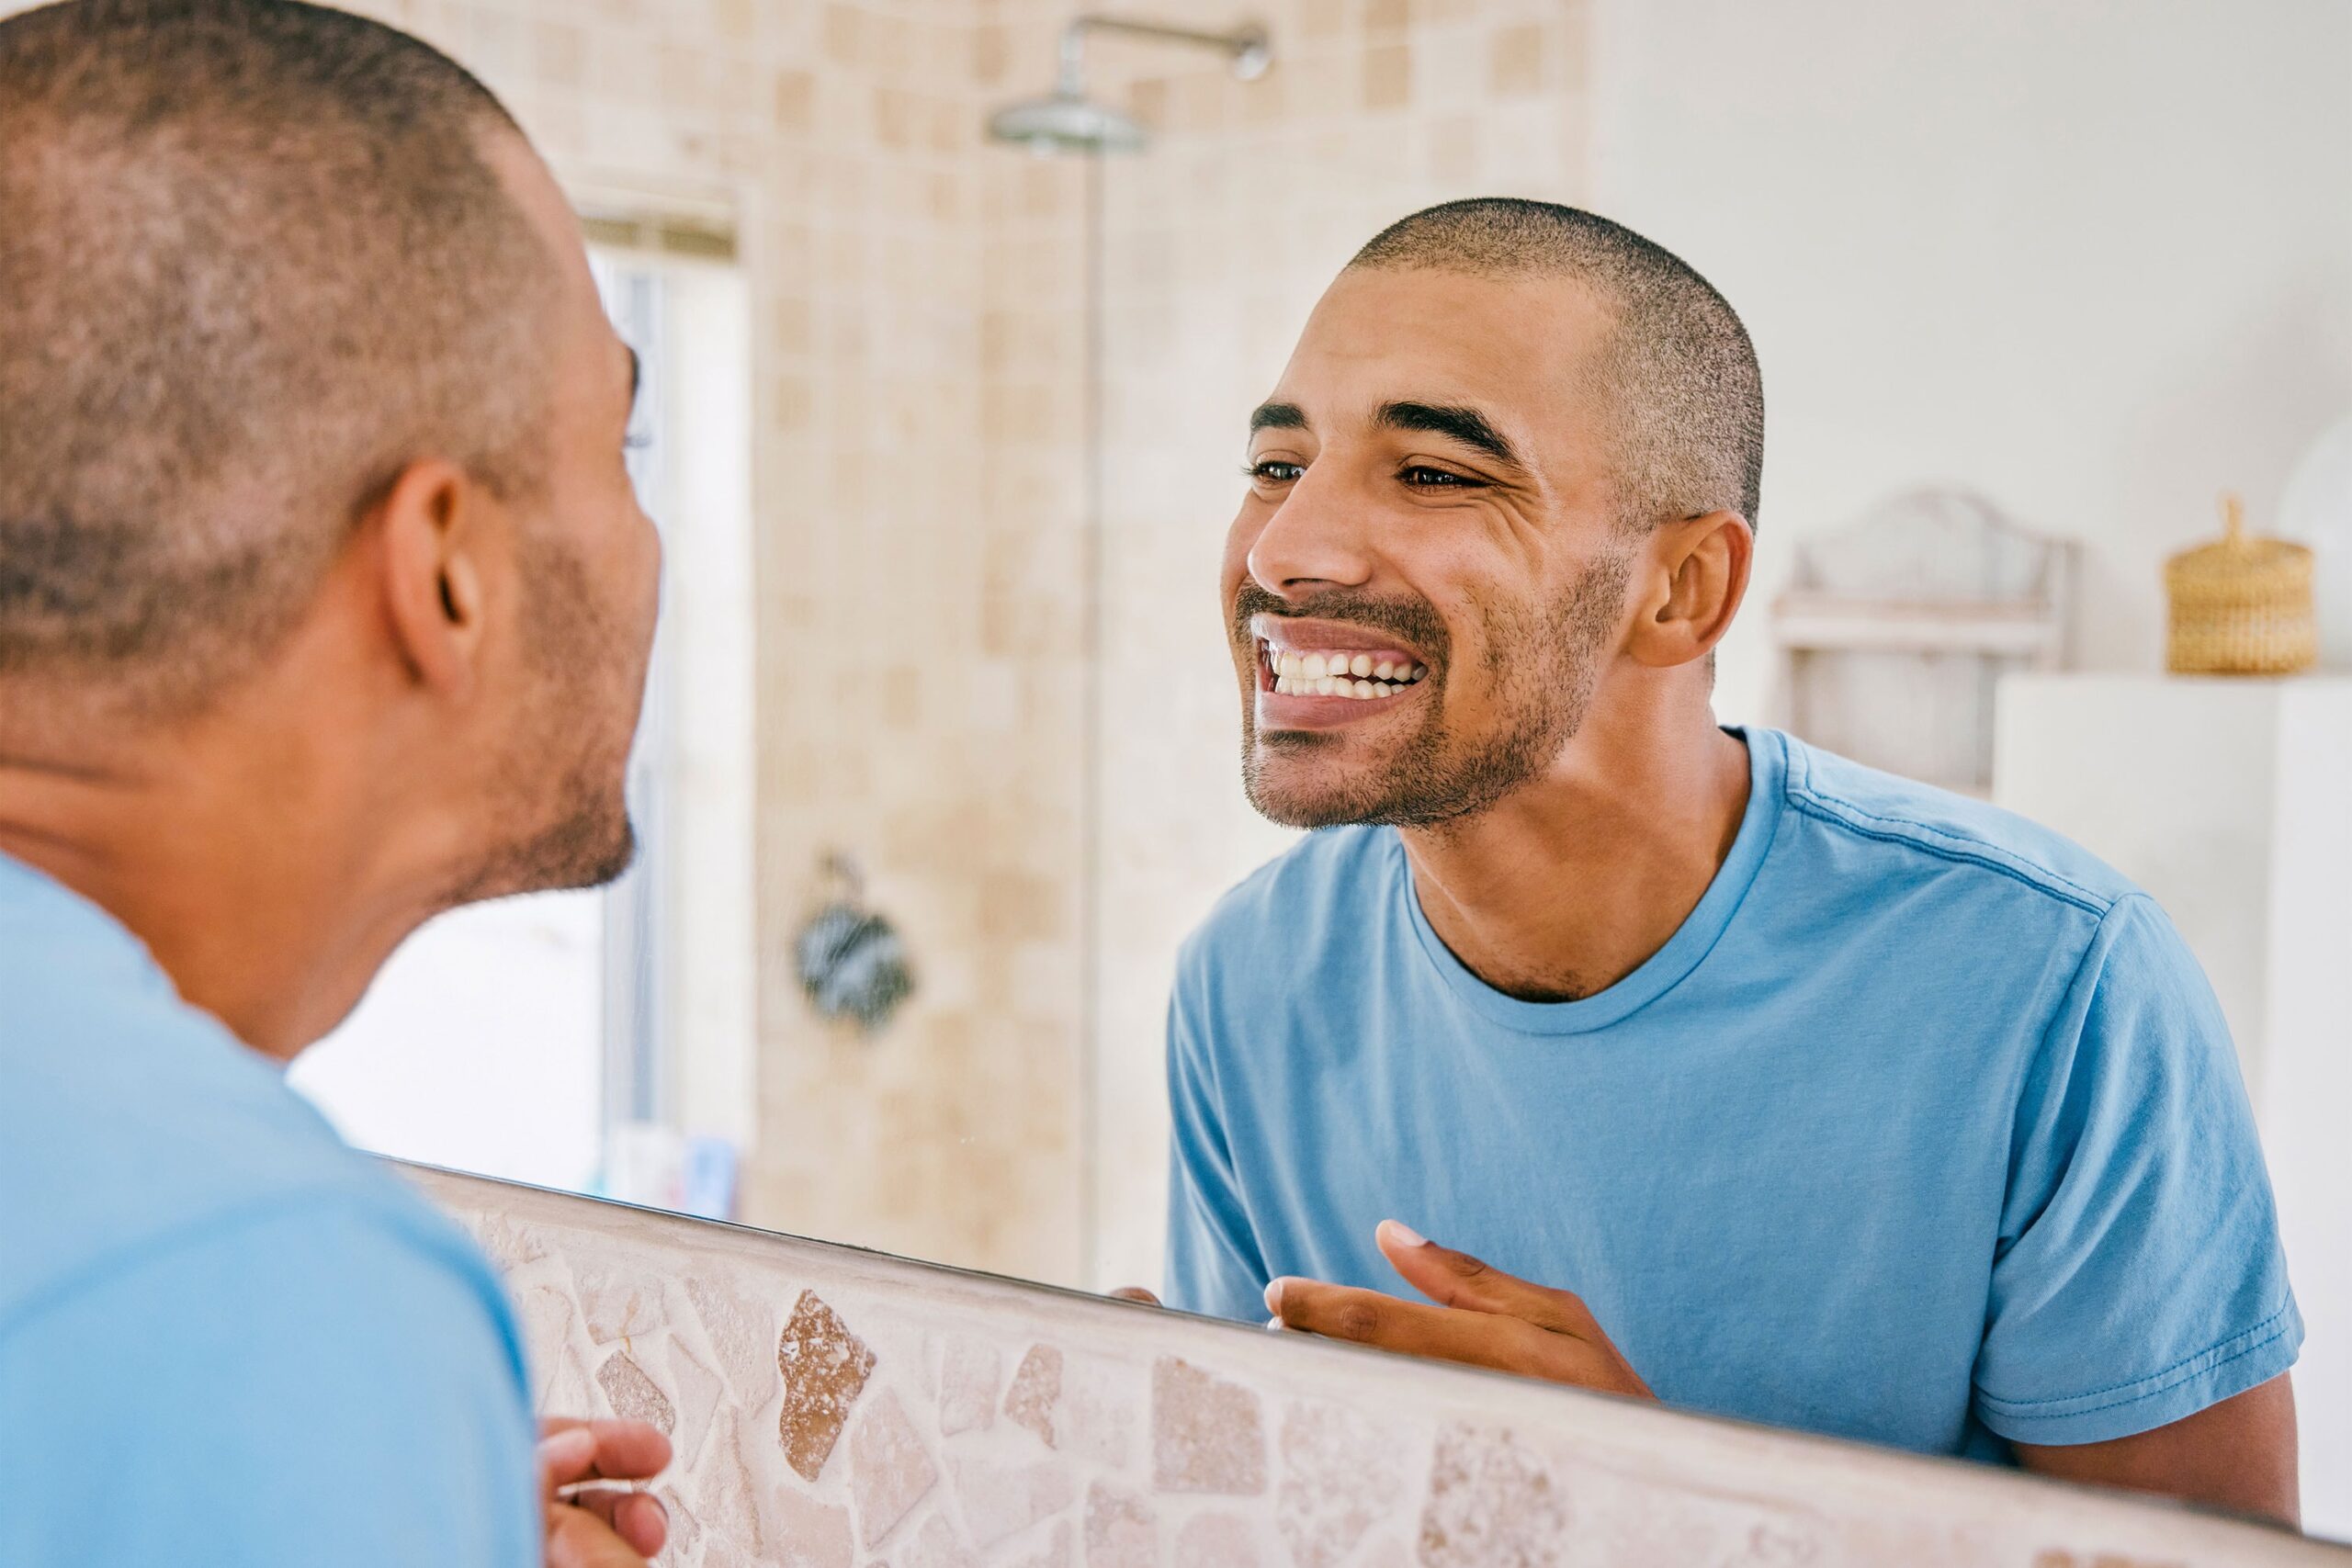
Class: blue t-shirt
1165,728,2301,1460
0,852,539,1567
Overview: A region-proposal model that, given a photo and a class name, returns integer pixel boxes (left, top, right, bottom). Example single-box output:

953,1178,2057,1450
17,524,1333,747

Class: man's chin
567,815,639,892
1243,747,1403,830
1243,732,1528,832
450,807,637,908
540,810,638,894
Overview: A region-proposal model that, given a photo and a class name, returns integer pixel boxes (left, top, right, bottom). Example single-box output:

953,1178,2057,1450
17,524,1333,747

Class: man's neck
0,715,428,1062
1398,707,1752,1003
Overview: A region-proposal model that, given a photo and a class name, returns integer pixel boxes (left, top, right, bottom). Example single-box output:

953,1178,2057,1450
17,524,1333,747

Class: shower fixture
986,14,1272,155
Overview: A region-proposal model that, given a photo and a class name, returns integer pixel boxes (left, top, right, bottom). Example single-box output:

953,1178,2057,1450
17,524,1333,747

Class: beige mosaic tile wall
332,0,1094,1283
413,1165,2351,1568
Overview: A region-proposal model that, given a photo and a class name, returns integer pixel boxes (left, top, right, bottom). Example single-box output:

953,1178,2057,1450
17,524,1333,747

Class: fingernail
1263,1278,1283,1314
1266,1315,1284,1331
1381,1219,1430,1249
537,1427,594,1469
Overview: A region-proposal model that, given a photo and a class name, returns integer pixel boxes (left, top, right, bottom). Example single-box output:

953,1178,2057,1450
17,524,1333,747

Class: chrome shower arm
1054,15,1272,94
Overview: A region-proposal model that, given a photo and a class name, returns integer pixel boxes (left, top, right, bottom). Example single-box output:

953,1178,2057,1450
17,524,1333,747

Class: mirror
276,0,2351,1540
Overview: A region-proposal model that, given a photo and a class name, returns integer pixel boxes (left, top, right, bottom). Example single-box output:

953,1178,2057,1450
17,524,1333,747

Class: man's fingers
1374,1220,1591,1336
564,1487,669,1558
539,1418,673,1489
539,1413,674,1567
1267,1278,1552,1371
539,1427,598,1498
582,1419,671,1483
1109,1286,1161,1306
545,1502,650,1568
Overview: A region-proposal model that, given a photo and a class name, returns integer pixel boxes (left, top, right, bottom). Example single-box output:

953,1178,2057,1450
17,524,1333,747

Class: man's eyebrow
1375,400,1521,468
1250,401,1308,434
626,345,642,411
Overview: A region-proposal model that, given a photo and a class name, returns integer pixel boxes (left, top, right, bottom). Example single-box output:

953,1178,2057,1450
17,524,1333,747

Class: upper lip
1250,615,1428,666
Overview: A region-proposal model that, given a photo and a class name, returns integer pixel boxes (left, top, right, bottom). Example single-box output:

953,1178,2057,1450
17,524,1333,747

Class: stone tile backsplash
410,1164,2351,1568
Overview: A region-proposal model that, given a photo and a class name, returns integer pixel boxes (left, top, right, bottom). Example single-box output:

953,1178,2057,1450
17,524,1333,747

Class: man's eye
1401,465,1476,489
1246,459,1305,484
625,431,653,452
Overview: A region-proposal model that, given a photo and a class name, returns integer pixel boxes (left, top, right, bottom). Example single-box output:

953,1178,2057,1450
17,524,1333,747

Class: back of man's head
1350,197,1764,534
0,0,555,712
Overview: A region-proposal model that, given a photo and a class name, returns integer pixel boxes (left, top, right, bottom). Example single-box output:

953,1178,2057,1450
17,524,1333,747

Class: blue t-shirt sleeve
1974,893,2301,1445
0,1195,540,1568
1162,942,1271,1322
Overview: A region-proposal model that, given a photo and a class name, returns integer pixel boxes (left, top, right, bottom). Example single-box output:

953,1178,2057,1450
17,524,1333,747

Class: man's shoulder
1180,825,1398,970
1772,731,2138,920
0,1109,499,1357
0,1177,538,1568
0,940,490,1343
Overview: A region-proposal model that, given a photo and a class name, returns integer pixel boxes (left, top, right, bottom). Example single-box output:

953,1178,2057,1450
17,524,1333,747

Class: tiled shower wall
413,1165,2351,1568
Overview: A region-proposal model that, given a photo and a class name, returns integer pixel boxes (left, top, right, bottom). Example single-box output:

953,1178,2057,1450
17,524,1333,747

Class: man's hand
539,1417,673,1567
1266,1221,1655,1400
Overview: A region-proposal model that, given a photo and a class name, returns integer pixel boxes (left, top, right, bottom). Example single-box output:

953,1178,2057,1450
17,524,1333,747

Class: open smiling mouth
1256,637,1431,702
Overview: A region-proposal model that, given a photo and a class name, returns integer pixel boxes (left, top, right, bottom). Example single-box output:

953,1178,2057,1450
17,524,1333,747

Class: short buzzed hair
1351,197,1764,531
0,0,556,706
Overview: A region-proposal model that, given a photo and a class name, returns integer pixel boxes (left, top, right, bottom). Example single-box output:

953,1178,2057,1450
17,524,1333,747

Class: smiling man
1161,198,2303,1522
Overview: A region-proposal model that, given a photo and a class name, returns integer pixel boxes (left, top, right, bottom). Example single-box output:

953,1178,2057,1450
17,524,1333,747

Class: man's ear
373,457,488,697
1626,510,1752,671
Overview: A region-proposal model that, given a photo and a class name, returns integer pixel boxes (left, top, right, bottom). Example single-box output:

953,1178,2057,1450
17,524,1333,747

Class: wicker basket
2164,493,2316,675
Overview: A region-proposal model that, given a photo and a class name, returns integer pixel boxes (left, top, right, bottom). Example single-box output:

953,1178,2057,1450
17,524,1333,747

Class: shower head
987,91,1149,156
985,14,1272,157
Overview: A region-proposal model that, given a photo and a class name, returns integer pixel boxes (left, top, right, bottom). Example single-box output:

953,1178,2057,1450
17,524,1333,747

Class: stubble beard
1240,548,1632,830
443,534,643,908
452,755,638,907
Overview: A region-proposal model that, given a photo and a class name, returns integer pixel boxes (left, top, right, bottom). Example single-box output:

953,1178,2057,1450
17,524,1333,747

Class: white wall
1586,0,2352,725
291,893,606,1190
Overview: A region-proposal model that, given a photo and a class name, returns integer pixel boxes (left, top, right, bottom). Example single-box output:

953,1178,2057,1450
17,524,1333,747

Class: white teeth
1261,644,1431,698
1267,678,1413,699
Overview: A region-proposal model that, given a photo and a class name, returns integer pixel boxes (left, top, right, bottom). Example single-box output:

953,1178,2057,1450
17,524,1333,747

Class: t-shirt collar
1395,726,1788,1036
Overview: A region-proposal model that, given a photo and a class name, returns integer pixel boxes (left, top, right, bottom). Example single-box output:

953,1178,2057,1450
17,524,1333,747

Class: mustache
1230,581,1452,664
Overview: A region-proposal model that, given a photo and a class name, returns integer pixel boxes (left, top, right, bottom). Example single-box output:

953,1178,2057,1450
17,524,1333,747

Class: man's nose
1247,464,1374,598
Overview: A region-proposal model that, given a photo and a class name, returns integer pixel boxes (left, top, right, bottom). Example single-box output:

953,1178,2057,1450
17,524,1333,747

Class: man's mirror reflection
1,0,2343,1561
